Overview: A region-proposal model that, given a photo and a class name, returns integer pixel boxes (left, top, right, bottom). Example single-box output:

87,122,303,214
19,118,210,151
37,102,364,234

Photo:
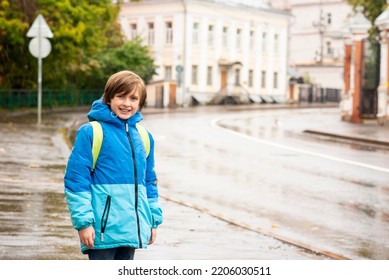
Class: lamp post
375,0,389,125
347,6,371,123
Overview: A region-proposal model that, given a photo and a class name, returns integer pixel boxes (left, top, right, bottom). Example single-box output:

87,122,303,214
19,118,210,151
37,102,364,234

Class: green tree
0,0,123,89
346,0,387,37
35,0,124,89
0,0,37,88
74,38,157,89
1,0,153,91
347,0,387,24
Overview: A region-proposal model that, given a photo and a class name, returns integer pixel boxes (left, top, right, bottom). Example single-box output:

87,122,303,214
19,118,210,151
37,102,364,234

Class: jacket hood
87,98,143,126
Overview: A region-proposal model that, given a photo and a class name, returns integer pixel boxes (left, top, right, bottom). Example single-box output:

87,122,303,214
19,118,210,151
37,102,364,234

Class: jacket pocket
100,195,111,242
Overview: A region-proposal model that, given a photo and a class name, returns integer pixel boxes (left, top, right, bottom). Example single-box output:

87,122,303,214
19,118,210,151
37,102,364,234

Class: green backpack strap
90,121,150,172
136,123,150,158
90,121,103,172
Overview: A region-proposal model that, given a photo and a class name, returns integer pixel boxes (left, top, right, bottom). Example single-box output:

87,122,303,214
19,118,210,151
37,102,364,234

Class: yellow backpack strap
90,121,103,172
136,123,150,158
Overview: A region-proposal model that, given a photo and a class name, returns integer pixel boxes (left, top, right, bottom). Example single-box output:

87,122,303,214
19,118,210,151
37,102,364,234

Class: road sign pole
27,14,53,126
37,20,42,126
38,48,42,125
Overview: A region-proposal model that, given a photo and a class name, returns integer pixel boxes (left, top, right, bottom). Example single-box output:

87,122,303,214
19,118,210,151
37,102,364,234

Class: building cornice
290,0,348,8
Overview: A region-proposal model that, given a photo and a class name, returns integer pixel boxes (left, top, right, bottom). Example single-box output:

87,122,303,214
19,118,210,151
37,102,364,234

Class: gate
360,38,380,118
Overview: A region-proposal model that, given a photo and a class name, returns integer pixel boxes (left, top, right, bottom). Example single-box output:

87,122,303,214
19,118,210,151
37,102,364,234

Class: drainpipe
182,0,188,107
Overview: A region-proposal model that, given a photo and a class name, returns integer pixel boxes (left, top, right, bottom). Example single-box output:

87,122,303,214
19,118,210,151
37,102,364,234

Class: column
347,6,371,123
375,2,389,125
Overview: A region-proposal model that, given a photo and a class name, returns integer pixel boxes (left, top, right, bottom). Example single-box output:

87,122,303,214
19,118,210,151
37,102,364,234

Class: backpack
89,121,150,172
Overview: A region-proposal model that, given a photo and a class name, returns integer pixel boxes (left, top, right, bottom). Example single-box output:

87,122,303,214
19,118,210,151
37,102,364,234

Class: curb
303,129,389,148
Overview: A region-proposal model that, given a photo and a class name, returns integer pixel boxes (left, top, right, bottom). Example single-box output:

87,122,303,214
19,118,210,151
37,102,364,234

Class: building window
192,65,198,85
222,27,228,48
261,70,266,88
208,25,214,47
193,22,199,45
130,23,137,40
327,13,332,25
166,21,173,44
248,70,253,87
273,72,278,89
274,34,279,54
165,66,172,80
148,22,154,45
207,66,212,86
326,41,333,54
236,28,241,49
235,68,240,85
262,32,267,53
249,30,254,50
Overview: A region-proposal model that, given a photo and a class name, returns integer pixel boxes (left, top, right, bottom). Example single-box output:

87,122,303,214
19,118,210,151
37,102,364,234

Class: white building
287,0,352,90
117,0,290,107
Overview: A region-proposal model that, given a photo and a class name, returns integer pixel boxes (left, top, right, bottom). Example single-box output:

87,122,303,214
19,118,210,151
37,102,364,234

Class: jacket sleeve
145,132,163,228
64,124,95,230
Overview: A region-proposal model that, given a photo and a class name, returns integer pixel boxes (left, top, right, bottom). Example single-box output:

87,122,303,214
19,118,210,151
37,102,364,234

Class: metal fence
298,84,341,103
0,89,102,109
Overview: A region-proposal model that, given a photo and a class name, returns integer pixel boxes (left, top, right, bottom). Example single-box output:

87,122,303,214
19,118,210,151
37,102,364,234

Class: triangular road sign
27,14,53,38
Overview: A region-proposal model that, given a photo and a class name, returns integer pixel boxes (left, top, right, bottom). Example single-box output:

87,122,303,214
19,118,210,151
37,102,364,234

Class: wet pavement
0,103,388,260
0,113,79,259
224,103,389,147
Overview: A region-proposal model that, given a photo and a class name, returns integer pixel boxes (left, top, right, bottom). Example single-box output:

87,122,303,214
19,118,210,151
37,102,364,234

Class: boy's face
108,88,140,120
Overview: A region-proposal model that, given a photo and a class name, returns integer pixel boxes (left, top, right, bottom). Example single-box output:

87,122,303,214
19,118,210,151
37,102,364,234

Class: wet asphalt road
0,108,329,260
142,106,389,260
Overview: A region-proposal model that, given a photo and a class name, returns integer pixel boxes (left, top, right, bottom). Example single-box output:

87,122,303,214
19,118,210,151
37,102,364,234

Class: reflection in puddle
0,190,82,259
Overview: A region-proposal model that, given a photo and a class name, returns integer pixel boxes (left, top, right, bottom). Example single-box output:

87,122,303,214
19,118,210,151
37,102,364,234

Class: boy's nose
123,97,131,106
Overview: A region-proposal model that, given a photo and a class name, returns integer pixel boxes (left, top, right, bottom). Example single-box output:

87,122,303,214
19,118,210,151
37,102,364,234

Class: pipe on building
182,0,188,106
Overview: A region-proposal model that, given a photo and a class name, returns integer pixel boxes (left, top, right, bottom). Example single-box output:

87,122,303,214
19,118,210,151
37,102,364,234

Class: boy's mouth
119,108,131,113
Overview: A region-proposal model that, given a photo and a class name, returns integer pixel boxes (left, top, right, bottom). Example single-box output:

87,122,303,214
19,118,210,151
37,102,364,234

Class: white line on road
211,118,389,174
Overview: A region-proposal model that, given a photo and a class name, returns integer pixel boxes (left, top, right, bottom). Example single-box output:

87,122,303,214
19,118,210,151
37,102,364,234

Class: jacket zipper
100,195,111,242
126,122,143,248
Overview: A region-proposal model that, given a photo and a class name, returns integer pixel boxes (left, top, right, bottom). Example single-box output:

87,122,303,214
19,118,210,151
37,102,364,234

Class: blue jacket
64,99,162,253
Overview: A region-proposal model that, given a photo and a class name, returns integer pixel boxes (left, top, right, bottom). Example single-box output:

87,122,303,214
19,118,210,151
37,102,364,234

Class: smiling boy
64,70,162,260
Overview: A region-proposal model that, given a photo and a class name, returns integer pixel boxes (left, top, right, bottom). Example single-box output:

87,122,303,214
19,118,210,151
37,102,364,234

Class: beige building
287,0,352,90
117,0,290,107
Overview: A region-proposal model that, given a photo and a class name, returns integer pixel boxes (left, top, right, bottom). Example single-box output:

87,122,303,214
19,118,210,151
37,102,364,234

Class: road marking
211,118,389,174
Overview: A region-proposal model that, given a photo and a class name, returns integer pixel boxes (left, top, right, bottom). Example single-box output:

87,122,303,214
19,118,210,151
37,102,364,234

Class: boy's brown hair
103,70,147,110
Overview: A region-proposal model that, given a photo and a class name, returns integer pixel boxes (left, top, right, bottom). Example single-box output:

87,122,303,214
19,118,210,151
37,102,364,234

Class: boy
64,70,162,260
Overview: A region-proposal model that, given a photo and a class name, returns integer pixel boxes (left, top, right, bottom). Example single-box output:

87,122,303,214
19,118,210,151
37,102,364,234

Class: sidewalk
297,110,389,148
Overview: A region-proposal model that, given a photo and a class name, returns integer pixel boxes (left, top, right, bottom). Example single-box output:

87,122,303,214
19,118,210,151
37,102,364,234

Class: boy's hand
148,228,157,245
79,226,95,249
